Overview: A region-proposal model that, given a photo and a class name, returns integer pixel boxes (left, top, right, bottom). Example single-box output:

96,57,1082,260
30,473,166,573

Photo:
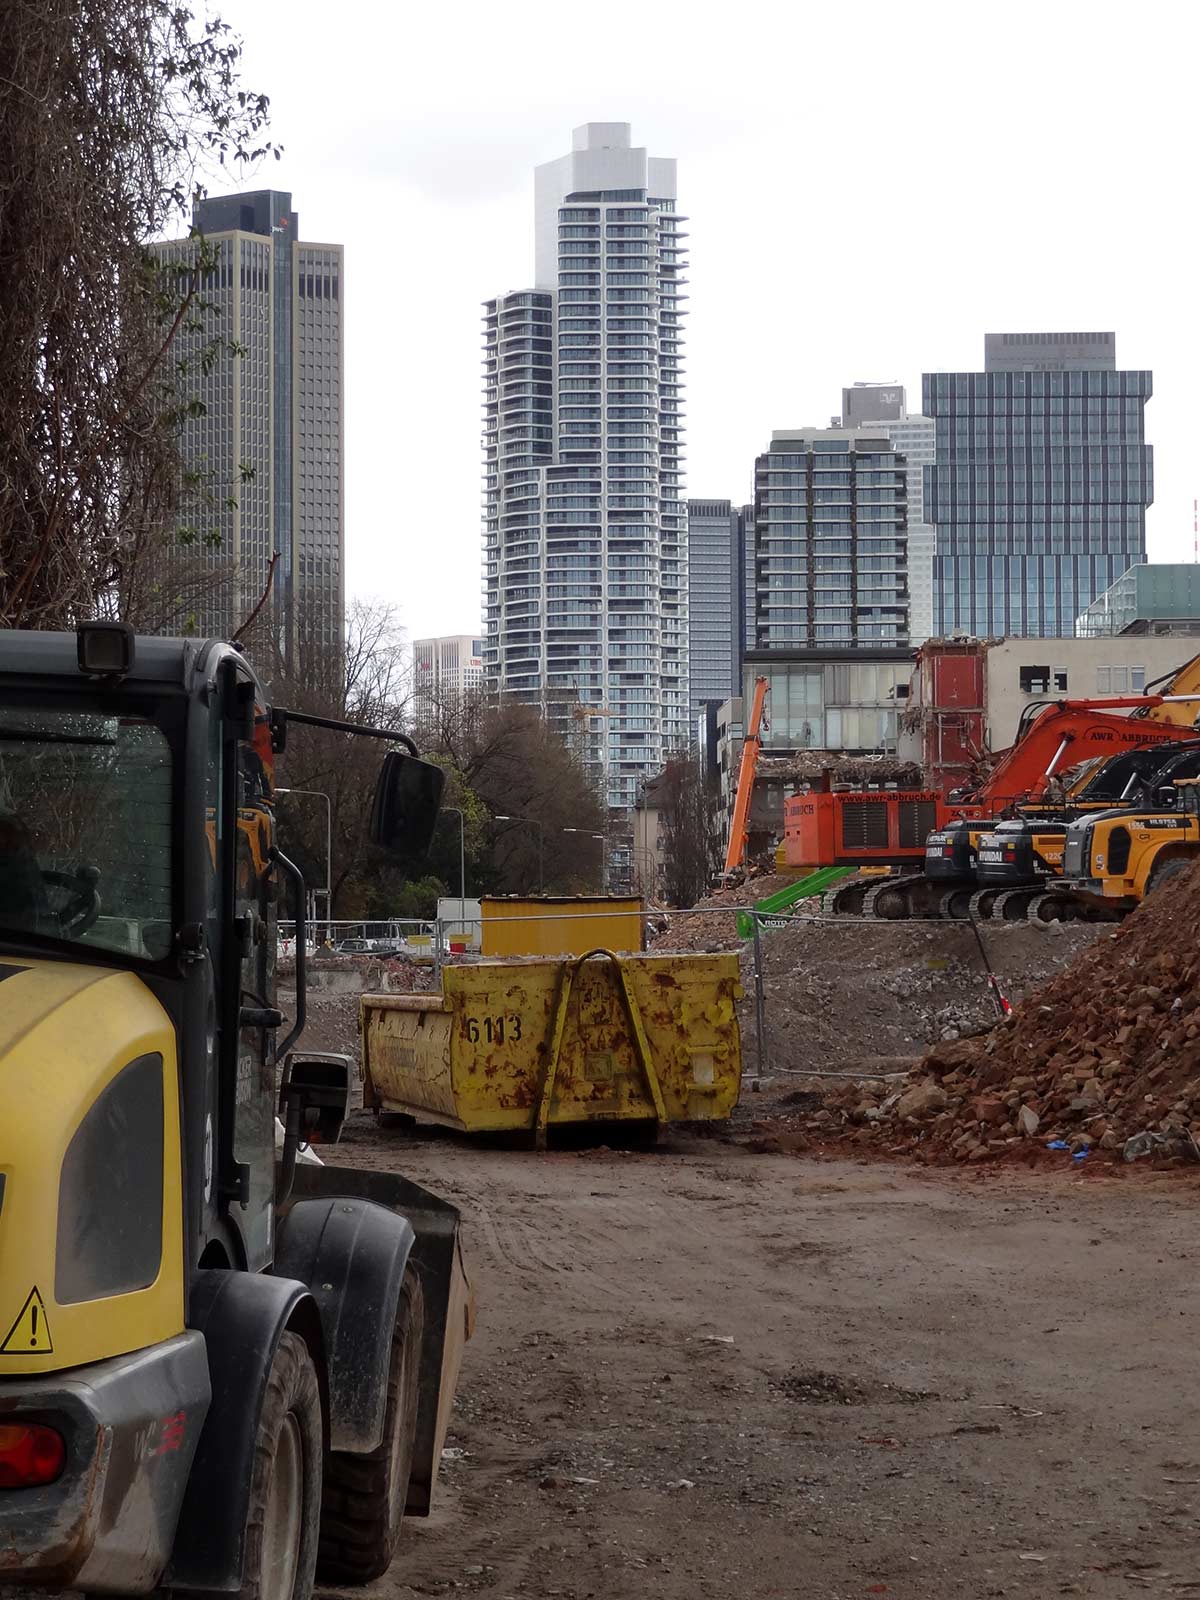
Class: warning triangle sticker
1,1287,53,1354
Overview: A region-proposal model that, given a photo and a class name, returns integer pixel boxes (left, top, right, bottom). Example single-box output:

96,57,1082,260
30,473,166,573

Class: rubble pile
756,753,924,788
736,917,1097,1076
647,873,801,953
811,859,1200,1164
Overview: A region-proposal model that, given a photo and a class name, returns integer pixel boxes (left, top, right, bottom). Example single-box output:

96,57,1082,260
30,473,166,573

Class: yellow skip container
361,949,742,1144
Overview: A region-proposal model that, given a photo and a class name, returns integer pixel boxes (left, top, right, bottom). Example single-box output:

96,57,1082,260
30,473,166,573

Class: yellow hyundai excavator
0,624,472,1600
1045,772,1200,918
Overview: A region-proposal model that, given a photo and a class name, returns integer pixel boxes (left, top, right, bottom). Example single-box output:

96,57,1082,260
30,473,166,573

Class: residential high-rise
838,384,935,645
412,634,485,707
737,502,754,675
687,498,743,713
750,427,909,650
925,332,1153,638
152,190,344,657
482,124,689,809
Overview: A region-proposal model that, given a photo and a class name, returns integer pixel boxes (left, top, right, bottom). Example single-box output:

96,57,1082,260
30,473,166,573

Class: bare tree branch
0,0,277,630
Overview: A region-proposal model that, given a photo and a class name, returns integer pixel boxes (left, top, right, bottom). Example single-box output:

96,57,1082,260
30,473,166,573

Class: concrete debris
895,1083,948,1121
649,874,802,953
732,917,1098,1077
756,753,924,788
790,857,1200,1168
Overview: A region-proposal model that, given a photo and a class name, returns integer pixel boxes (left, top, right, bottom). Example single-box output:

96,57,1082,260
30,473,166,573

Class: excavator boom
723,676,769,877
955,696,1198,811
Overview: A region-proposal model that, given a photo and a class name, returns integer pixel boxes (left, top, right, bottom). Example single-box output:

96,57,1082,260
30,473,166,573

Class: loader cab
0,627,471,1600
0,627,443,1305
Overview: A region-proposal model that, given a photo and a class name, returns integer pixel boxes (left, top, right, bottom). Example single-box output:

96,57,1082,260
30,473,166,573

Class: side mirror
369,750,446,855
279,1052,351,1145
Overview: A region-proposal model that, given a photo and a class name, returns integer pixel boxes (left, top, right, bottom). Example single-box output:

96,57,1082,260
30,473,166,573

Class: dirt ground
323,1105,1200,1600
743,918,1101,1074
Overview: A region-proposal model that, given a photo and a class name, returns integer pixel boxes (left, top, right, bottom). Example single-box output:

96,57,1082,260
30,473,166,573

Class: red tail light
0,1423,66,1488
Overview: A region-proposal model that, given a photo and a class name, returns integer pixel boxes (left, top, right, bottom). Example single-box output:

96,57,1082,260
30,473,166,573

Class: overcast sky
220,0,1199,642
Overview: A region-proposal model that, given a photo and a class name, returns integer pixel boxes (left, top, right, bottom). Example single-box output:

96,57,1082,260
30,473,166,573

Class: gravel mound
806,858,1200,1165
736,916,1097,1077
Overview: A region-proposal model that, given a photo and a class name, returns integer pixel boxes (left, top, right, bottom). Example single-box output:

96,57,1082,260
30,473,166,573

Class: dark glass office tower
686,498,744,712
924,332,1152,639
154,191,344,659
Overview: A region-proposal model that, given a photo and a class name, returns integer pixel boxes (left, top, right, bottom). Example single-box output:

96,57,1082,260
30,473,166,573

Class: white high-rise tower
483,123,689,810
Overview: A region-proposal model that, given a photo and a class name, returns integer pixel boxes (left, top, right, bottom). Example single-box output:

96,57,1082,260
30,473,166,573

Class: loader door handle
240,1005,284,1029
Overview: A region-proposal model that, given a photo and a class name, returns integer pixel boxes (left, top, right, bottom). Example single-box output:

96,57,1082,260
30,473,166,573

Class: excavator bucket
288,1163,474,1514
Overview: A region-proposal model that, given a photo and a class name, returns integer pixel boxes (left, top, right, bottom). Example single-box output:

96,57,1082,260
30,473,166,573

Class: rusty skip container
479,895,644,958
361,948,742,1143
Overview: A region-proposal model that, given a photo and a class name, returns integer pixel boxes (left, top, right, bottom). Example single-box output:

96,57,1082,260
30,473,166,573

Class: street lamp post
439,807,468,936
494,814,545,895
562,828,606,895
275,787,332,938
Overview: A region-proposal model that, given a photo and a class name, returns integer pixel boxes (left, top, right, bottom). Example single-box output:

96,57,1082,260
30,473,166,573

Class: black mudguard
274,1195,415,1453
165,1269,325,1592
288,1163,473,1516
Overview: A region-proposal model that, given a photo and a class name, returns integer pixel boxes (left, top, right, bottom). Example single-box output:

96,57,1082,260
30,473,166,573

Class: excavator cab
1059,766,1200,915
0,627,471,1600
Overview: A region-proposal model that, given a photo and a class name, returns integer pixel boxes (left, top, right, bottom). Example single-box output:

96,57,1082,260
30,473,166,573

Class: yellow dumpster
361,949,742,1144
479,895,643,958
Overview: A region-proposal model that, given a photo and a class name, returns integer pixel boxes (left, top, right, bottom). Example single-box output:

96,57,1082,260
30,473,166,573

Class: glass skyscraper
153,191,344,659
925,332,1152,639
482,124,688,811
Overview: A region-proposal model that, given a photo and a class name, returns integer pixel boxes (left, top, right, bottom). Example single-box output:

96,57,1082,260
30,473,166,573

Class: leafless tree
0,0,276,629
413,684,607,895
657,750,722,907
269,600,414,912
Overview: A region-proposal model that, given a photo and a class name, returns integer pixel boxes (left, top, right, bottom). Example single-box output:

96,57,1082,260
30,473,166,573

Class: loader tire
317,1268,425,1584
1146,857,1192,895
242,1331,323,1600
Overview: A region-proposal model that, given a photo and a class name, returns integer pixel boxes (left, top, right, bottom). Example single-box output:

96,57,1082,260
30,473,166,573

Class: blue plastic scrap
1045,1140,1070,1151
1071,1150,1089,1162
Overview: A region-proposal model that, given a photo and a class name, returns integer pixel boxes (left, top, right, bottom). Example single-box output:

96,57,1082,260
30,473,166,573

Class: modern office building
750,427,909,652
152,190,344,660
686,497,745,713
838,384,936,645
741,652,912,752
412,634,485,705
924,332,1153,638
1076,563,1200,638
482,123,689,810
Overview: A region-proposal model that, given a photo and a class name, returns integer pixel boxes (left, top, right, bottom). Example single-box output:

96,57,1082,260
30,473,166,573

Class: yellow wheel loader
0,624,471,1599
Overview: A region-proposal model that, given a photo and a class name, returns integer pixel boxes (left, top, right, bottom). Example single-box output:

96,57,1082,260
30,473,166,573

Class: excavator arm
958,696,1200,812
723,675,769,877
1135,646,1200,723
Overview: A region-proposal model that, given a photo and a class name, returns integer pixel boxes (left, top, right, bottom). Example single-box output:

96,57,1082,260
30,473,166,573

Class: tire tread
316,1270,425,1585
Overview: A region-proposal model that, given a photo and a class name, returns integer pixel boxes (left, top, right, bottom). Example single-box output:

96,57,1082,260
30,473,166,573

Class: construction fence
293,901,1022,1090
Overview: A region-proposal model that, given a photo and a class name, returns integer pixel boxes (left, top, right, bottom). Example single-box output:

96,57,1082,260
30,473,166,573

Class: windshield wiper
0,729,118,747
